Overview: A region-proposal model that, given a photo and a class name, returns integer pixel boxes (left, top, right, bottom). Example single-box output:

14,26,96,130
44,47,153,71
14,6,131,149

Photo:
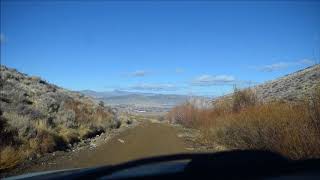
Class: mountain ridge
212,64,320,104
79,90,203,109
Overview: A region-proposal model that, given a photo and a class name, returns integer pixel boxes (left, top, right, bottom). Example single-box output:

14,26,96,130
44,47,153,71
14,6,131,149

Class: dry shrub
33,120,67,153
26,138,40,154
0,111,23,171
92,107,114,129
167,86,320,160
2,112,34,139
0,147,23,171
35,130,58,153
57,125,80,144
64,100,114,133
166,102,199,128
0,120,68,170
232,87,257,112
167,101,226,129
78,125,92,139
0,98,116,170
308,85,320,132
213,102,320,159
58,99,116,140
64,100,92,124
0,111,19,147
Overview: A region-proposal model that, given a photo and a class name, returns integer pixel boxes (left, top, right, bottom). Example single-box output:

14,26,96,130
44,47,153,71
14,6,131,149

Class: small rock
126,119,133,125
177,134,184,138
185,147,195,151
90,143,97,148
118,139,125,144
78,141,85,147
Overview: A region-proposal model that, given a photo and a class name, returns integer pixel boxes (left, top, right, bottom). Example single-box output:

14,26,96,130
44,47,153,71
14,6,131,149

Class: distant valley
80,90,211,115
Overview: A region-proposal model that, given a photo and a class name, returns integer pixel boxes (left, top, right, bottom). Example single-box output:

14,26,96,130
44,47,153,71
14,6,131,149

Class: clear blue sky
1,1,319,96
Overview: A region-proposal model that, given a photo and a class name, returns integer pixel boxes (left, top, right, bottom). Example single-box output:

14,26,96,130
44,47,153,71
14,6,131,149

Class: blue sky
1,1,319,96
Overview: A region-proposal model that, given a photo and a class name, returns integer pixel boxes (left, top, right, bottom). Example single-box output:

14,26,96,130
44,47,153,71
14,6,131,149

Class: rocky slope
213,64,320,104
254,64,320,101
0,65,122,170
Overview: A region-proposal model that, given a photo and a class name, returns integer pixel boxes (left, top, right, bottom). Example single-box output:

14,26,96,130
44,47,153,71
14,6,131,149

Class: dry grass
0,147,24,171
232,87,258,112
212,102,320,159
64,100,114,135
57,125,80,144
0,99,115,171
167,86,320,160
0,125,65,171
0,112,22,171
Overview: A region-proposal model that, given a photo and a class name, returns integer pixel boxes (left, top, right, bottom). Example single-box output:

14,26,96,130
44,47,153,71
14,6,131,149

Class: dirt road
61,121,191,168
7,121,197,176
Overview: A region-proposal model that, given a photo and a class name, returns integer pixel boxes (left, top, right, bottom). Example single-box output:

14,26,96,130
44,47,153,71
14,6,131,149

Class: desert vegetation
166,85,320,160
0,66,120,171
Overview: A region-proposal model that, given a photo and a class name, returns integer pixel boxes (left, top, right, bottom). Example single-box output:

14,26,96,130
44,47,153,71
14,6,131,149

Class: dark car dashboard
5,150,320,180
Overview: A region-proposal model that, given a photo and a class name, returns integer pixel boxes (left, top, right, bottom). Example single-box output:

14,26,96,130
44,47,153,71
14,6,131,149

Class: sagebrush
167,86,320,160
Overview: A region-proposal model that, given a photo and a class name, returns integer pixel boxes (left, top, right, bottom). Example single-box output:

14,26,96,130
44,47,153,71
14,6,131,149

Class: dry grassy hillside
167,65,320,160
254,64,320,101
0,66,120,170
212,65,320,105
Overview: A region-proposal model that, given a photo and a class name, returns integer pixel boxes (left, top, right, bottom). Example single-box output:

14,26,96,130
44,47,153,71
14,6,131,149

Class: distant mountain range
80,90,208,108
83,65,320,110
80,90,155,98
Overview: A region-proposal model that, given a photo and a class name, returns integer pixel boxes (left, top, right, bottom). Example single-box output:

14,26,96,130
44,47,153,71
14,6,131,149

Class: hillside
254,64,320,101
213,64,320,104
0,66,121,170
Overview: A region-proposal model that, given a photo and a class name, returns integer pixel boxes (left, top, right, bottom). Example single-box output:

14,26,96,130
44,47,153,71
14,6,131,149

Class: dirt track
5,121,197,177
59,121,190,168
